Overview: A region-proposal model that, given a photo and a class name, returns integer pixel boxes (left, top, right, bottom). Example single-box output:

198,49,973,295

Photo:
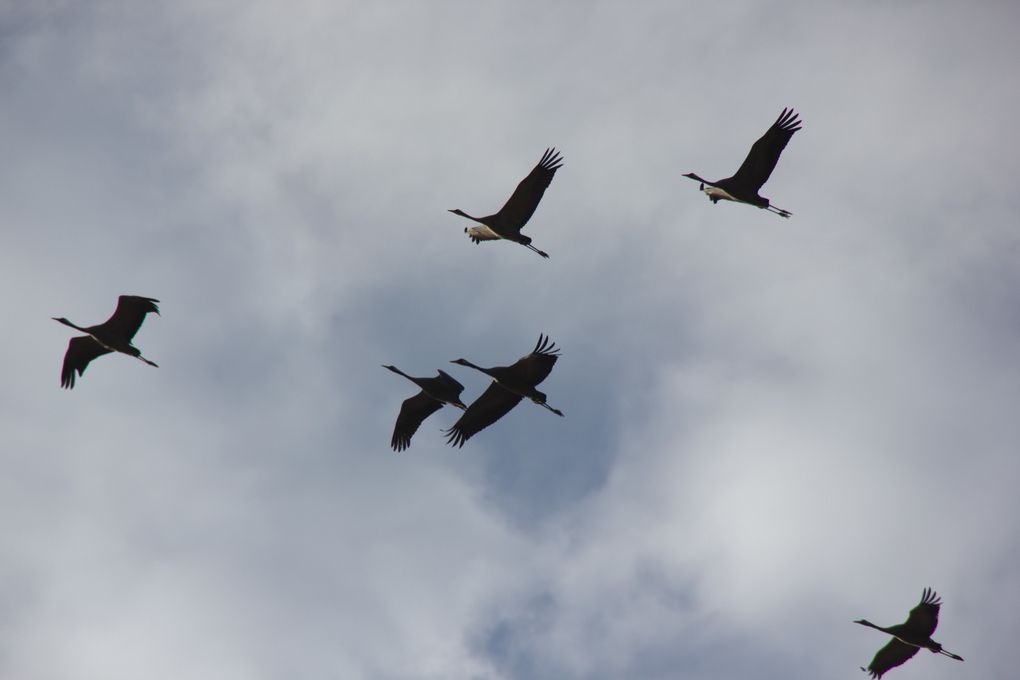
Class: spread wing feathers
862,638,920,679
511,334,561,386
495,148,563,232
731,108,801,191
904,587,942,638
61,336,112,389
444,382,524,448
103,295,160,341
391,392,445,452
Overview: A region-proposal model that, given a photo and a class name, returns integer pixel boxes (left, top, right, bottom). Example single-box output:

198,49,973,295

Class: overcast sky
2,1,1019,678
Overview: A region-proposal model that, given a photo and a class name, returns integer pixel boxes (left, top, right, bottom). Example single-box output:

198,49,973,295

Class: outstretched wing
731,108,801,192
903,587,942,638
391,392,444,451
444,382,523,448
495,148,563,232
104,295,160,341
862,638,920,679
60,336,112,389
509,334,560,386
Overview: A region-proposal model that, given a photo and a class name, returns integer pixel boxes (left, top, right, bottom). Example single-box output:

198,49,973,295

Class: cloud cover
2,1,1019,678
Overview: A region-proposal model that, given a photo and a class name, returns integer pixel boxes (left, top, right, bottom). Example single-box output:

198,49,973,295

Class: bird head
450,358,472,367
52,317,72,326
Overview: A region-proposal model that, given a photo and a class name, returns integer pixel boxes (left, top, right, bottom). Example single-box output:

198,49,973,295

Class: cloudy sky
2,1,1019,678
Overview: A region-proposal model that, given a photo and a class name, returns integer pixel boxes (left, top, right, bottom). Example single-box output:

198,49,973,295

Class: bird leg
137,355,159,367
936,649,964,661
524,243,550,259
536,401,564,417
765,205,792,218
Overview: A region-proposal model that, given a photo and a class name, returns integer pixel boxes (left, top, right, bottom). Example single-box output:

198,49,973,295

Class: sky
2,1,1019,678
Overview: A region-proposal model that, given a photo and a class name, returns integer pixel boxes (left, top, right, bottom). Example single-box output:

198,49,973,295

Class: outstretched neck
382,365,413,380
449,208,482,223
53,317,87,333
453,359,489,375
853,620,884,633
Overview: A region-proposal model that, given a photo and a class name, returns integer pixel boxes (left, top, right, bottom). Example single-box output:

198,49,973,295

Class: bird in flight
382,365,467,451
444,334,563,447
449,148,563,258
855,587,964,678
53,295,160,389
683,108,801,217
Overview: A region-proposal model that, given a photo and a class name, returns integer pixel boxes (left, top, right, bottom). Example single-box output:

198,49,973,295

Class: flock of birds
52,108,964,678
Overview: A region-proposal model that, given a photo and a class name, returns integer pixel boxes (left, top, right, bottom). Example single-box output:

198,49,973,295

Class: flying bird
449,148,563,258
855,587,964,678
53,295,160,389
444,334,563,447
383,365,467,451
683,108,801,217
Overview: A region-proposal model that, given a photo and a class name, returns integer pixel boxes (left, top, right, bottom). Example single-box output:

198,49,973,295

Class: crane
53,295,160,389
683,108,801,217
383,365,467,451
444,334,563,447
855,587,964,678
449,148,563,258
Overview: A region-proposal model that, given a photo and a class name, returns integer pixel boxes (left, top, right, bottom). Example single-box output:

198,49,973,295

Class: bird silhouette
444,334,563,447
53,295,160,389
383,365,467,451
855,587,964,678
684,108,801,217
449,148,563,258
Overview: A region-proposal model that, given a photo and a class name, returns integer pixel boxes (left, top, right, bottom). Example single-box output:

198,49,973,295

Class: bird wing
731,108,801,192
104,295,160,341
510,334,560,386
391,391,444,451
903,587,942,637
435,370,466,394
60,336,112,389
494,148,563,232
444,382,523,447
862,638,920,679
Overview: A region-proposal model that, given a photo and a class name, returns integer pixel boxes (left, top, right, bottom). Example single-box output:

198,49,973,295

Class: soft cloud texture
2,2,1019,678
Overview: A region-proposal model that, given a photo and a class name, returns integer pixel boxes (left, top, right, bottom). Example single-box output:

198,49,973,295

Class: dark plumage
449,148,563,258
53,295,160,389
684,108,801,217
383,365,467,451
444,334,563,447
855,588,964,678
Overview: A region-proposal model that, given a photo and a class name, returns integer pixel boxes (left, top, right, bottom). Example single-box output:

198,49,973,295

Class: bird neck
384,365,411,380
450,209,478,221
54,318,87,333
854,620,885,633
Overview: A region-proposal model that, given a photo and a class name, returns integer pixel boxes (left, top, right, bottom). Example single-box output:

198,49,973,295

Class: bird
53,295,160,389
683,107,801,217
444,334,564,447
855,587,964,678
449,148,563,258
383,365,467,451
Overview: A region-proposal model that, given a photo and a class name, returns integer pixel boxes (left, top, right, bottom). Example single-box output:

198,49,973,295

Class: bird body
383,365,467,451
444,334,563,447
450,148,563,258
855,588,964,678
684,107,801,217
53,295,160,389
